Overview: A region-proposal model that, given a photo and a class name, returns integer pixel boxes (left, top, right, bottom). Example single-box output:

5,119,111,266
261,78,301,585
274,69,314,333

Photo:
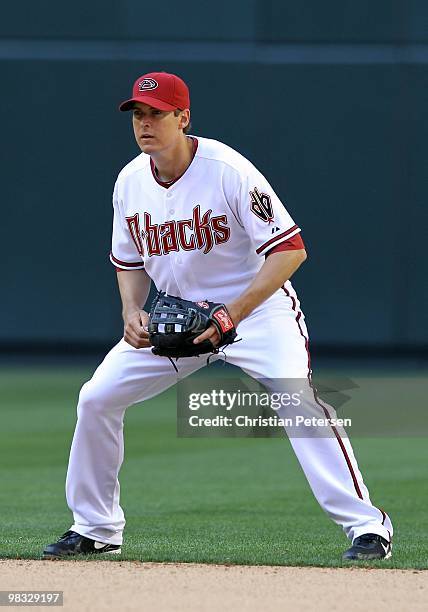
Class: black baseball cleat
343,533,392,561
42,530,121,559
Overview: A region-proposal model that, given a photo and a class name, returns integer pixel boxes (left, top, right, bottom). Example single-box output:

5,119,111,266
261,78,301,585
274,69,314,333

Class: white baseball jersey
110,137,301,304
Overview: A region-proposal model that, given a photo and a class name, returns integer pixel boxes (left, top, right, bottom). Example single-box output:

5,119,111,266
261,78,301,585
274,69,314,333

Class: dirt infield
0,560,426,611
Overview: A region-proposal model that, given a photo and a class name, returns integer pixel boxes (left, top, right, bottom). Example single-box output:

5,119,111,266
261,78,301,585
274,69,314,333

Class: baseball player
43,72,393,561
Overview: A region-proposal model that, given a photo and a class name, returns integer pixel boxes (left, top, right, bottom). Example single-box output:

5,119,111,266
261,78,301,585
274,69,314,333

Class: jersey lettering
249,187,274,223
212,215,231,245
125,213,145,256
159,221,179,253
143,212,162,256
193,205,215,254
177,219,196,250
132,207,230,257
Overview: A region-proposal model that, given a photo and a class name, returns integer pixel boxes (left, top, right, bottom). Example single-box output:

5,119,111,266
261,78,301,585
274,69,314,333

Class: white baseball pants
66,294,393,546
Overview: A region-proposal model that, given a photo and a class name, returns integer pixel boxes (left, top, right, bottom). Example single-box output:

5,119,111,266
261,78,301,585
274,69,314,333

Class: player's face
132,102,189,153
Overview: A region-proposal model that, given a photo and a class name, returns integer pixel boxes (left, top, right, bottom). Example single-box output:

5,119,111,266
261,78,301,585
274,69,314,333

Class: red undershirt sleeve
265,233,306,257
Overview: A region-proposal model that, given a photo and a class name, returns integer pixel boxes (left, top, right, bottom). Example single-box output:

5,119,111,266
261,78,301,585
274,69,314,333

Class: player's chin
138,139,159,153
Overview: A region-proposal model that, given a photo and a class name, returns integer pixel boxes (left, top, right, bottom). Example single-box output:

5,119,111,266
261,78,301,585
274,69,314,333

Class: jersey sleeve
266,232,306,256
109,181,145,270
231,164,301,257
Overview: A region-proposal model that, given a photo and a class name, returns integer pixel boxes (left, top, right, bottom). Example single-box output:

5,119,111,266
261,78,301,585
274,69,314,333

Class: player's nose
135,113,150,127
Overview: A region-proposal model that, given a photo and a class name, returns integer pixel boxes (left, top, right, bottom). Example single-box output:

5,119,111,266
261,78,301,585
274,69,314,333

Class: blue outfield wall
1,1,427,349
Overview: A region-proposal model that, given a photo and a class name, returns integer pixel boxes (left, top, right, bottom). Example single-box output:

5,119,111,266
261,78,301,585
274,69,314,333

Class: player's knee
77,380,119,416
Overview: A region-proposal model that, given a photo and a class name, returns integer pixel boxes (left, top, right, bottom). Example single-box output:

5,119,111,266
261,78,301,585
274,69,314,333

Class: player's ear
178,109,190,131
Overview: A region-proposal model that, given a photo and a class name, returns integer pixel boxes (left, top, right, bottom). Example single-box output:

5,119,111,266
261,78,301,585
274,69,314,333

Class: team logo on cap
139,78,158,91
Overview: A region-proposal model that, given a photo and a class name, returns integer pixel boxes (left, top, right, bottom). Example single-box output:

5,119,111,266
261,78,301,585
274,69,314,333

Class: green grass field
0,365,427,569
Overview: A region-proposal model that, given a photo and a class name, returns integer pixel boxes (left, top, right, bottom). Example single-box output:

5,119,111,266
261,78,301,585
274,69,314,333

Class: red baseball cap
119,72,190,112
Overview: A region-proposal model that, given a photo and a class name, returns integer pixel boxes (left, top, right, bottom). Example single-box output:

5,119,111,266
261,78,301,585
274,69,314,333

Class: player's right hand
123,310,151,349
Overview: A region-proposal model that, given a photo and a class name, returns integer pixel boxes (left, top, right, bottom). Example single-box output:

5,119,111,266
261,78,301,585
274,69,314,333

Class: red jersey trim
150,137,198,188
109,252,144,270
256,225,300,255
266,232,305,256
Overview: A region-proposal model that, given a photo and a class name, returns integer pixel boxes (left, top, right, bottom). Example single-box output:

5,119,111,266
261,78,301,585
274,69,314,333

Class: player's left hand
193,303,240,346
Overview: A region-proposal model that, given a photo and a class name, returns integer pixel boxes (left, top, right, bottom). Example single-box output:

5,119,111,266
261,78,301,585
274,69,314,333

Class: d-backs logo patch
139,78,158,91
249,187,274,223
